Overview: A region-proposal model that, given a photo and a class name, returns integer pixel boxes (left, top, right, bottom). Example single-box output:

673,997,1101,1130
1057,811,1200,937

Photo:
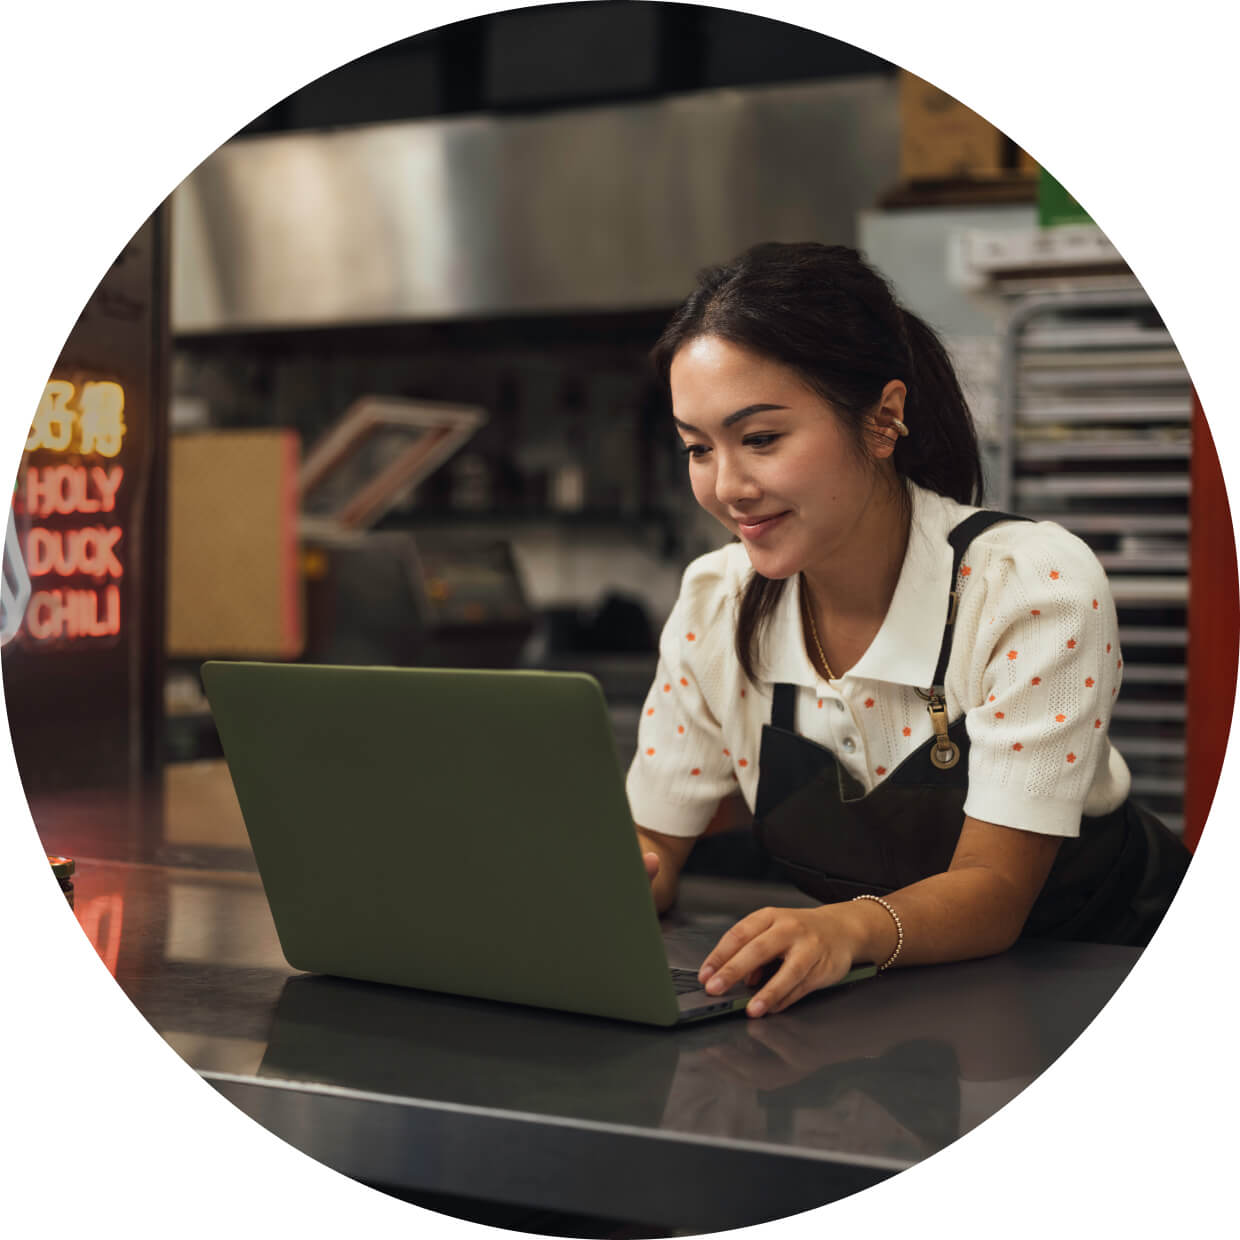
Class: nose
713,448,760,508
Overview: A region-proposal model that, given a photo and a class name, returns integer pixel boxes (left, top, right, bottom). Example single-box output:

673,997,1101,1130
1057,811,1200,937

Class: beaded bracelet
851,894,904,971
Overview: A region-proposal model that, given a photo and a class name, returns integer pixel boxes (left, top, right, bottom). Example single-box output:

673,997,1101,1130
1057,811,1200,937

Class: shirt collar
760,482,973,690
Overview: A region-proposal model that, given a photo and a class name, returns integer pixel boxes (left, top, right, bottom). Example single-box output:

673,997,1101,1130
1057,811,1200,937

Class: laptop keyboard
670,967,706,995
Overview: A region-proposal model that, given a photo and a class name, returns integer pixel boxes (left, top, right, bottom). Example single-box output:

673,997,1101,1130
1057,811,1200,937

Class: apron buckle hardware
919,687,961,770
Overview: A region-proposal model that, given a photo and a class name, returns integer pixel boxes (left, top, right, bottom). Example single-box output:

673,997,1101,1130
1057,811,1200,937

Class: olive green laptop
201,661,875,1026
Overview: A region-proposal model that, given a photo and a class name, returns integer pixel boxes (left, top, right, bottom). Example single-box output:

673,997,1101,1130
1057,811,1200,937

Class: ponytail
897,309,983,506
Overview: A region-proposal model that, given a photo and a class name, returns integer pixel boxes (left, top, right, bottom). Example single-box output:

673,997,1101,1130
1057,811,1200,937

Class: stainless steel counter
68,856,1139,1233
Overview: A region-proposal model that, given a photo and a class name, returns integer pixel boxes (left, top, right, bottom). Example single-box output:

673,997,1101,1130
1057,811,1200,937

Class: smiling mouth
735,512,788,529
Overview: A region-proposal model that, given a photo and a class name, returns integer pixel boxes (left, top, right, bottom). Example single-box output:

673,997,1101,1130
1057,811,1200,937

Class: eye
678,442,711,460
742,433,782,449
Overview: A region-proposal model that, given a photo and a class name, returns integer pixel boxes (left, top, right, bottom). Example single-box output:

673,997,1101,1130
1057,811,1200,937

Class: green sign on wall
1038,168,1094,228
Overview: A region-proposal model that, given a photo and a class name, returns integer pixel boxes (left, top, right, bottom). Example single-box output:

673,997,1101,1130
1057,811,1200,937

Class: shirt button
842,737,857,753
834,699,846,713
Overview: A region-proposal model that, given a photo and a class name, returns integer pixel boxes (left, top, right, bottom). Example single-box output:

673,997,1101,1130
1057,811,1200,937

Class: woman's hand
698,904,866,1019
635,825,696,914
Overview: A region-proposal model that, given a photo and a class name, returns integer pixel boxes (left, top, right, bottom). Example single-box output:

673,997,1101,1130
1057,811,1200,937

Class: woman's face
669,334,891,582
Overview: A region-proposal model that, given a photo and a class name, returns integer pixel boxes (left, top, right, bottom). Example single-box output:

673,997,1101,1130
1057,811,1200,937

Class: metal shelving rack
994,286,1191,836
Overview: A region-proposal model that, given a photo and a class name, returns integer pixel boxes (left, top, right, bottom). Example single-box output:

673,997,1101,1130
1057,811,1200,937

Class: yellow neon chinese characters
78,382,126,457
26,380,126,457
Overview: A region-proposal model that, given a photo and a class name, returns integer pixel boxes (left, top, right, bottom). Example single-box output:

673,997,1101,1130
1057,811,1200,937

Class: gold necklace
800,575,836,680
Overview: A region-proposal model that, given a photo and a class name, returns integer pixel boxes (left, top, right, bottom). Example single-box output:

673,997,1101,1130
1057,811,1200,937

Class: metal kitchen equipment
994,285,1192,835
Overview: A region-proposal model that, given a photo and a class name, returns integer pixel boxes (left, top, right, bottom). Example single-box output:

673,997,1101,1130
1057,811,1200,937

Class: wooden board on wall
899,69,1036,183
166,430,302,658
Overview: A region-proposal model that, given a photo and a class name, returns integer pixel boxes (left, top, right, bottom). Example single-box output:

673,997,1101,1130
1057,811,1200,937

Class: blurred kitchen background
5,1,1233,872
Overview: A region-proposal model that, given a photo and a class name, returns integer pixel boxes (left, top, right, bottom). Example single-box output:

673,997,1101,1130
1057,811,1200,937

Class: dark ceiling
238,2,894,136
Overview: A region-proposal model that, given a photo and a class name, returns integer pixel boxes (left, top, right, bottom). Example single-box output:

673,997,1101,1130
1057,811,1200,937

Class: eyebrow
673,404,789,434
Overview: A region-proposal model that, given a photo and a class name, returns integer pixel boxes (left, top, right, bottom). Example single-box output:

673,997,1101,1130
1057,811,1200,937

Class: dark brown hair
651,241,983,682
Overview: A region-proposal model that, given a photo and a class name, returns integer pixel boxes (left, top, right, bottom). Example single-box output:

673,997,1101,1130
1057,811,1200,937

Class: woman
628,242,1189,1019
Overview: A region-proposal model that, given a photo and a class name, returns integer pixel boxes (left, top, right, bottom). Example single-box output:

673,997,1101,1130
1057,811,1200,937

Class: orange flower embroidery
864,697,875,709
722,748,730,756
1050,570,1060,580
686,632,696,642
960,565,972,577
663,683,671,693
646,747,656,756
1032,677,1042,686
1031,609,1041,616
738,758,749,768
1066,753,1077,764
902,726,911,737
1085,677,1095,688
1055,713,1067,723
988,694,996,703
677,725,685,735
646,707,655,716
1066,639,1077,650
1106,643,1112,653
995,711,1005,719
690,768,701,776
1092,599,1099,610
1013,742,1024,752
680,677,689,686
1117,659,1123,670
1094,719,1102,729
1007,650,1018,660
817,698,824,709
876,766,887,775
740,689,746,698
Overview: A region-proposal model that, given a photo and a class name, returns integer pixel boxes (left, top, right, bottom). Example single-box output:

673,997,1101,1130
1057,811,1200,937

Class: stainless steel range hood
171,76,899,333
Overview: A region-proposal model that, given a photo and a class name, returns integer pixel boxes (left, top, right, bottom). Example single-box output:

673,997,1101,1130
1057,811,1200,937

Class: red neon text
26,527,124,579
22,465,124,518
26,586,121,640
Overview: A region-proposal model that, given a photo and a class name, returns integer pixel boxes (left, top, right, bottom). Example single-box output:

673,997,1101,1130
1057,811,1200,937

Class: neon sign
26,527,124,578
27,586,122,640
5,379,131,647
1,509,31,646
20,465,125,517
26,380,126,457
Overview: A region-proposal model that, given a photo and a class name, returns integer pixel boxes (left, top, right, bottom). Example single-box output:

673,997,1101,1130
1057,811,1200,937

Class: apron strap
929,510,1032,689
771,682,797,731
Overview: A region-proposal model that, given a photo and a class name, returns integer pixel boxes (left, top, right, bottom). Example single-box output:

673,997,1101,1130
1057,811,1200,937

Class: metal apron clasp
916,687,960,770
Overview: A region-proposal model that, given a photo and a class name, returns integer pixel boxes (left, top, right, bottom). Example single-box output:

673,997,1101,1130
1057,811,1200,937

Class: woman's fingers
702,918,791,997
698,908,775,984
699,906,856,1017
744,945,819,1017
753,947,854,1016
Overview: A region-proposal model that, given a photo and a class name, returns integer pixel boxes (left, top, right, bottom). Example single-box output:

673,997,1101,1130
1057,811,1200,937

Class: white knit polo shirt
625,482,1132,840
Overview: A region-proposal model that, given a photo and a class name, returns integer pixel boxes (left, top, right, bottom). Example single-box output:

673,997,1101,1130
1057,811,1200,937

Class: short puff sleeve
625,548,738,837
956,523,1126,837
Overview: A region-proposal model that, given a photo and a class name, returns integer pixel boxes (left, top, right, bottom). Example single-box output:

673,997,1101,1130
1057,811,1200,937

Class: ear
864,380,908,461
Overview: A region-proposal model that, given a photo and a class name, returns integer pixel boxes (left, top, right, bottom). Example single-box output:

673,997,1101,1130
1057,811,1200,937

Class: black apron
751,511,1190,948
